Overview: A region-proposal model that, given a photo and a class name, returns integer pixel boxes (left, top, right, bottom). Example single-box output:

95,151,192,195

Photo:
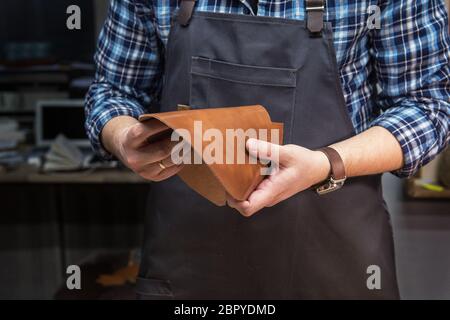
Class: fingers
115,120,188,182
150,164,184,182
246,138,291,164
159,155,177,169
126,136,179,170
140,136,180,163
226,197,251,216
128,120,171,149
137,158,184,181
226,178,279,217
227,165,302,217
120,122,188,182
138,165,181,182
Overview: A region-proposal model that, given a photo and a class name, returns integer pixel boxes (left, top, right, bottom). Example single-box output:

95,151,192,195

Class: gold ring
158,161,167,170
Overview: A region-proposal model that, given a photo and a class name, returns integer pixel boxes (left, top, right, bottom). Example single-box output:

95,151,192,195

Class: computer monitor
35,100,89,147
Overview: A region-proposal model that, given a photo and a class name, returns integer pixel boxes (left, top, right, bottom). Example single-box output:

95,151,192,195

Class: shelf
405,178,450,199
0,165,148,184
0,110,34,115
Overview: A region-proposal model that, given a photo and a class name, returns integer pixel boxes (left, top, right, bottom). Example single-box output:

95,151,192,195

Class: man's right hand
101,116,183,181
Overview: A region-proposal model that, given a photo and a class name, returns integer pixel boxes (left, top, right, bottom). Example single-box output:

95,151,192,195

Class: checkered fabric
85,0,450,177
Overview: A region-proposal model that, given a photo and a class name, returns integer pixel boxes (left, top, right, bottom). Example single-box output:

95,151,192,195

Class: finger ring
158,161,167,170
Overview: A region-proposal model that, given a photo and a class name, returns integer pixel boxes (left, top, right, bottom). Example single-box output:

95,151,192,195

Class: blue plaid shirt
85,0,450,178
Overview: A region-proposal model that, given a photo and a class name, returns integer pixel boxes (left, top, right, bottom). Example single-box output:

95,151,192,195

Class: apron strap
305,0,325,36
178,0,196,26
179,0,325,34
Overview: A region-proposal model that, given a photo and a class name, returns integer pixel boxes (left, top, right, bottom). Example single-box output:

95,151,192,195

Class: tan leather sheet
139,105,283,206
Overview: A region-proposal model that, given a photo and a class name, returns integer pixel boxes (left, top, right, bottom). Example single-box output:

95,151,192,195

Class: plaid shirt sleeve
369,0,450,178
85,0,162,158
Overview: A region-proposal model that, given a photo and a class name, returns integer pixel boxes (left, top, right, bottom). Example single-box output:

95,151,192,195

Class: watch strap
318,147,346,181
314,147,346,195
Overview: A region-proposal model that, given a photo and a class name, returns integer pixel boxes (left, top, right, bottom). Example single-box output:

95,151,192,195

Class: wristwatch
315,147,347,195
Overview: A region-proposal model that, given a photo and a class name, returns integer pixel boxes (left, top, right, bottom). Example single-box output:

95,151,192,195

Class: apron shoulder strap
305,0,325,36
178,0,325,36
178,0,196,26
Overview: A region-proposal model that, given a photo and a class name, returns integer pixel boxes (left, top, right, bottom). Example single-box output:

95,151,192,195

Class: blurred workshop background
0,0,449,299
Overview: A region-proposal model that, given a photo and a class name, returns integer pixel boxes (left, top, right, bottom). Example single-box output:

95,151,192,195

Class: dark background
0,0,96,63
0,0,149,300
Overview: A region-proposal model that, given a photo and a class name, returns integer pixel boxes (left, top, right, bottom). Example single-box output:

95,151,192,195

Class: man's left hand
227,138,331,217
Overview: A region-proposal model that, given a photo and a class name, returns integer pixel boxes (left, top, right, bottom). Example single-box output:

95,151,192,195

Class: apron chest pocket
189,56,298,143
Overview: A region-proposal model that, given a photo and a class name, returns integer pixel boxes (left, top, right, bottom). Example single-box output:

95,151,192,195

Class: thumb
246,138,284,163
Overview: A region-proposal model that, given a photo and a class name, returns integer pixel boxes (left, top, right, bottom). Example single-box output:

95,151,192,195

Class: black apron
136,0,400,299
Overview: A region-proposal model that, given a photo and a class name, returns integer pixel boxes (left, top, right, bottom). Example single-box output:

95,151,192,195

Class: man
86,0,450,299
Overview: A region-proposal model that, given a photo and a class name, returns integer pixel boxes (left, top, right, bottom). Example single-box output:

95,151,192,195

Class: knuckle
138,168,158,181
164,142,174,155
241,208,254,217
150,176,163,182
128,125,143,140
125,154,140,169
229,203,238,210
154,144,171,159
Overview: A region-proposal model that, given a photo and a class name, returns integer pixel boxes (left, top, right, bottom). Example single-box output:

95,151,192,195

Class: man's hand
227,126,404,218
227,138,331,217
101,116,183,181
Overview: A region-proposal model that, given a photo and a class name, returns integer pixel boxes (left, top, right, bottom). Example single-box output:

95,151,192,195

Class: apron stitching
323,31,357,136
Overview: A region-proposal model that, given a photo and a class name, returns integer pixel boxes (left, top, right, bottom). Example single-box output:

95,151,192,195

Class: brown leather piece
139,105,283,206
306,0,324,34
178,0,196,26
307,11,324,34
318,146,346,180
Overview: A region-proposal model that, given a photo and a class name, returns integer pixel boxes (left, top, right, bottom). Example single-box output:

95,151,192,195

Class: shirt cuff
369,107,439,178
85,98,145,159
